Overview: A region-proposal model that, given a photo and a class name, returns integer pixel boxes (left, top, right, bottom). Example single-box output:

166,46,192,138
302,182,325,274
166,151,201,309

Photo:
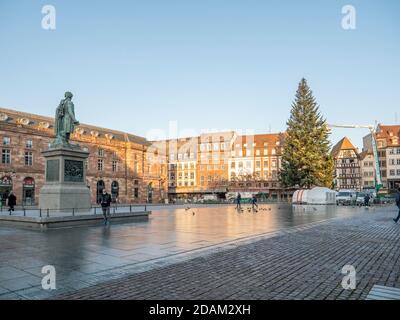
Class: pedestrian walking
236,193,242,211
393,187,400,223
364,193,371,207
100,189,112,225
7,191,16,214
251,195,258,211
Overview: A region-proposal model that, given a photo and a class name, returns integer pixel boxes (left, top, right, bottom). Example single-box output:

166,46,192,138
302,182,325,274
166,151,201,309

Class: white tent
292,187,336,205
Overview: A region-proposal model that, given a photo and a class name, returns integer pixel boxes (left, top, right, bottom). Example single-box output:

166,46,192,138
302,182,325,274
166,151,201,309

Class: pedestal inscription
46,159,60,182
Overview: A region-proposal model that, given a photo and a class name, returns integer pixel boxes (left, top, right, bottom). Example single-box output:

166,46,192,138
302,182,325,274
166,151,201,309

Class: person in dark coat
251,195,258,211
393,187,400,223
236,193,242,211
7,191,16,214
100,189,112,225
364,193,371,207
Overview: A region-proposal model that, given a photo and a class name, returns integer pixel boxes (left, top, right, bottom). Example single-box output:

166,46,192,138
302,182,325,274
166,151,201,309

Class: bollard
145,205,147,212
23,208,26,217
39,209,42,217
72,208,75,216
47,209,49,217
129,205,132,213
94,207,96,215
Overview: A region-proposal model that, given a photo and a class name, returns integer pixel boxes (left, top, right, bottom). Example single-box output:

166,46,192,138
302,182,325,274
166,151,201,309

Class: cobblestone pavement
1,203,365,299
53,208,400,300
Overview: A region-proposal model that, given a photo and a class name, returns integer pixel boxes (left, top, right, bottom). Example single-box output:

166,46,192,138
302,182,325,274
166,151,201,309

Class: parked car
336,190,357,205
356,192,368,206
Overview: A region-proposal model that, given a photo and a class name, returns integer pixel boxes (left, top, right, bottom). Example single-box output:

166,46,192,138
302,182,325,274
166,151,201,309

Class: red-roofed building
363,124,400,191
331,137,362,191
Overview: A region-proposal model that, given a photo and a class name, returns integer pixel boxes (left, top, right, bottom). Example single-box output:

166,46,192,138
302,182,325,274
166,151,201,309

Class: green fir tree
280,78,334,189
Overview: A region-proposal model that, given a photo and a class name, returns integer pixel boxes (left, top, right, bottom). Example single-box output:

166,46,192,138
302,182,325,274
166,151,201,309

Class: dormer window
39,121,50,129
75,128,85,135
105,133,114,140
91,131,99,138
17,118,30,125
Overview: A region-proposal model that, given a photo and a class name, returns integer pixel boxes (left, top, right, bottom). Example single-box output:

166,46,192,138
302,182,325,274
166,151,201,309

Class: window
256,161,261,169
263,160,269,167
190,172,194,179
256,149,260,156
134,187,139,198
98,149,104,157
24,151,33,166
112,160,118,172
397,170,400,176
2,137,10,145
26,140,33,149
390,169,395,176
231,162,235,169
2,149,11,164
213,143,219,151
97,159,103,171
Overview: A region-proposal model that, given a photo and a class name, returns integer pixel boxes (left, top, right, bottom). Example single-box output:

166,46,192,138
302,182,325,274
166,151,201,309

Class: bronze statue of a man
51,91,80,148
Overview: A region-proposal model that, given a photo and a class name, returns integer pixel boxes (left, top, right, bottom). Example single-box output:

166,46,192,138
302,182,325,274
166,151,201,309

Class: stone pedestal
39,148,91,211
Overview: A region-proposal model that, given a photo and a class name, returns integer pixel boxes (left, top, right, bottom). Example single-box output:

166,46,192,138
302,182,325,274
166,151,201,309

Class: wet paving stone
0,204,397,299
52,207,400,300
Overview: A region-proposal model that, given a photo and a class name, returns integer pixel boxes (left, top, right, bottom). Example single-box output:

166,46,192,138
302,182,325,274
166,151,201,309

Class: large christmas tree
280,78,334,189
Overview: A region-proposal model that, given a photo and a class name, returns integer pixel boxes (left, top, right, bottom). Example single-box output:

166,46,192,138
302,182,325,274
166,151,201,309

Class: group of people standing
235,193,258,211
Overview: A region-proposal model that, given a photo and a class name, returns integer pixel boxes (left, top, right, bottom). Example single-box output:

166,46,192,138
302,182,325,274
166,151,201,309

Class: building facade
359,150,376,190
161,132,289,201
331,137,362,191
0,108,168,206
363,124,400,192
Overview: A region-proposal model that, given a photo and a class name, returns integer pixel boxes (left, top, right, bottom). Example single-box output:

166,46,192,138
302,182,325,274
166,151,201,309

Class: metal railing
0,203,148,218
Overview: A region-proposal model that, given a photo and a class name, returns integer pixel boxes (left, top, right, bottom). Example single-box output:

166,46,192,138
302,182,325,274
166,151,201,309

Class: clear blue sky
0,0,399,149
